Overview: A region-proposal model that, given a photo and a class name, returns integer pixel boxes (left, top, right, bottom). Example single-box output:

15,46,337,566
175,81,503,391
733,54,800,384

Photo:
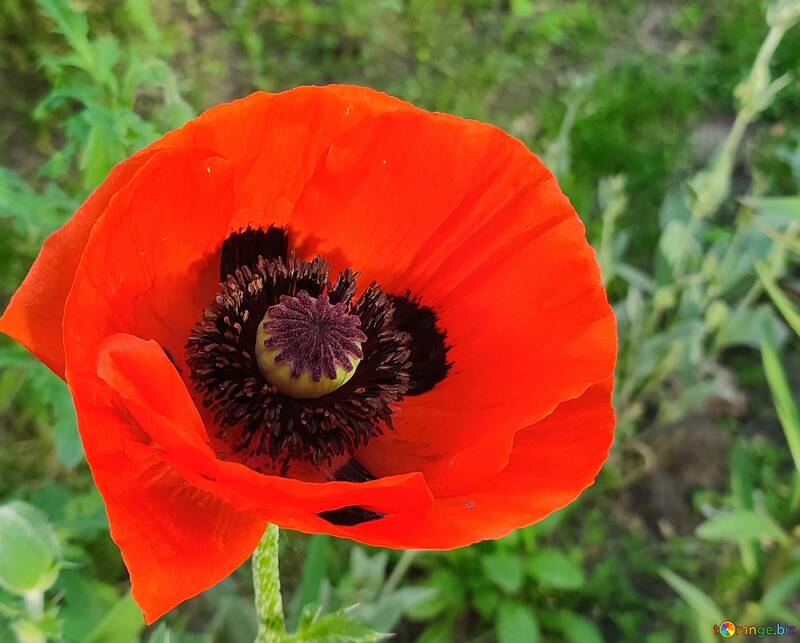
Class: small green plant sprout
0,501,61,643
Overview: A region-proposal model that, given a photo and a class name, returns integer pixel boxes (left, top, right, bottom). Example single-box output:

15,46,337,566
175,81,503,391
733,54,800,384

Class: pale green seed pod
255,313,362,399
0,501,60,595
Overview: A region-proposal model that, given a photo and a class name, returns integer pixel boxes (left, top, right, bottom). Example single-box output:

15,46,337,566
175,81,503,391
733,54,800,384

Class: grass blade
761,338,800,474
756,261,800,336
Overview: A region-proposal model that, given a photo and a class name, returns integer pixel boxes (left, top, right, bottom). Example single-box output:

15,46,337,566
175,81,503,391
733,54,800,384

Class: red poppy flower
1,86,616,622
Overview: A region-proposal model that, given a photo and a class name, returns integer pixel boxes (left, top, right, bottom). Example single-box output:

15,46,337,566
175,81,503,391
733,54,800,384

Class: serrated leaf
348,548,388,596
90,36,120,91
481,552,524,594
125,0,161,42
526,549,584,589
291,607,389,642
36,0,95,73
79,107,128,189
497,602,539,643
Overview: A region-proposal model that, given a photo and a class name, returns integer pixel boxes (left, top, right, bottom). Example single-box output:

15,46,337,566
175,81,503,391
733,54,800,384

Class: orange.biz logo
714,621,797,638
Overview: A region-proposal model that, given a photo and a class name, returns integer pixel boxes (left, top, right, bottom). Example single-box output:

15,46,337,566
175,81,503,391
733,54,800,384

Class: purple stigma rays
262,291,367,382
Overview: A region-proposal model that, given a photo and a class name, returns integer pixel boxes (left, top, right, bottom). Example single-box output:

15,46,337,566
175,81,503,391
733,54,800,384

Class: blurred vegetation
1,0,799,641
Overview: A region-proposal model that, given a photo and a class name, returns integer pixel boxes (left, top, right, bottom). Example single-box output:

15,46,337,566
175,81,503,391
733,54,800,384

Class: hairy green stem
253,524,286,643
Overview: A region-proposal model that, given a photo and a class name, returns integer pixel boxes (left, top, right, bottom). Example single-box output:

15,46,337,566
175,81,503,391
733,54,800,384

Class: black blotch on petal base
333,458,376,483
322,460,380,525
220,226,288,279
162,347,183,374
390,294,451,395
318,506,385,526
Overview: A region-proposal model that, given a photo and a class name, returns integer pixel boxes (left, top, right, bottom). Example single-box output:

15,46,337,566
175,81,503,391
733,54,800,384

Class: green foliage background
1,1,799,641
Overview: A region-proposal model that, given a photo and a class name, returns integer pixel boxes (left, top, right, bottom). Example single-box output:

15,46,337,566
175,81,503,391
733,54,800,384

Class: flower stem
253,524,286,643
379,549,419,599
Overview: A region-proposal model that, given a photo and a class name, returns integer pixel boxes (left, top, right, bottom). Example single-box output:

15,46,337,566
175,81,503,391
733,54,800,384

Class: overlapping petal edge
0,85,617,622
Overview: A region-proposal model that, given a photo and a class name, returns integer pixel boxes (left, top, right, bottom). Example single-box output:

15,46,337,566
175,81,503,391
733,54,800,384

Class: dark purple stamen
263,291,367,381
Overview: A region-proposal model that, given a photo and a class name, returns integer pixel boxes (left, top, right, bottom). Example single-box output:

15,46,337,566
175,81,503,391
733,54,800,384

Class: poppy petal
62,148,237,365
85,433,265,623
93,333,433,524
153,85,413,230
59,144,433,610
313,380,614,548
286,109,616,490
1,86,411,376
61,147,433,521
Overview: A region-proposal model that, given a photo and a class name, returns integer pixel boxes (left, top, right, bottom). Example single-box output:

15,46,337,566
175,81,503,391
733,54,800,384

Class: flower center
255,291,367,399
186,226,451,470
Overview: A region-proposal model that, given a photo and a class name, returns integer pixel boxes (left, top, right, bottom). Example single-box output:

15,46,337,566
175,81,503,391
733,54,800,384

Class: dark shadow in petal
162,346,183,374
390,294,451,395
333,458,376,482
318,506,385,526
220,225,288,279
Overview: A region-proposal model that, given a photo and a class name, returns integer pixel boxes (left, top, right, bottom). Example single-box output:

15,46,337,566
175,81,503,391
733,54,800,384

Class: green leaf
762,566,800,613
405,569,462,620
35,365,82,469
79,106,128,189
497,602,540,643
696,509,788,544
290,535,329,630
147,624,174,643
716,304,786,350
56,572,117,642
657,219,694,279
729,445,759,576
509,0,535,17
481,552,524,594
747,195,800,220
762,338,800,474
37,0,94,72
125,0,162,42
147,623,205,643
757,262,800,337
0,167,74,237
0,501,60,595
353,586,437,633
80,592,144,643
416,618,455,643
291,605,389,642
660,569,723,643
90,36,121,93
551,610,604,643
201,584,257,643
526,549,585,589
